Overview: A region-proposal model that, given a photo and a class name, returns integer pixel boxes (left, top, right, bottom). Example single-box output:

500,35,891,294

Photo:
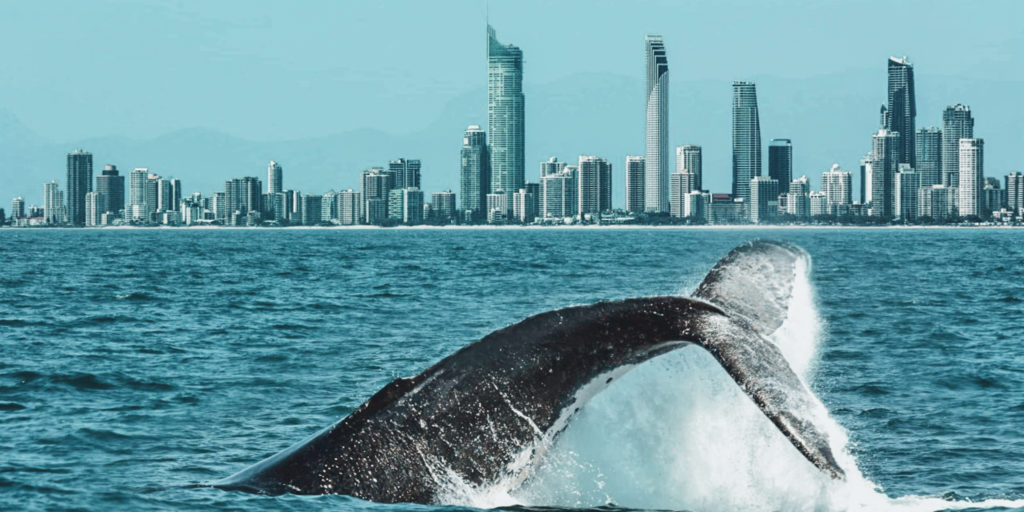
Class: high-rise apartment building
644,35,669,213
768,139,792,186
1006,172,1024,217
267,161,283,194
678,145,702,192
431,190,456,224
459,125,489,220
732,82,762,206
941,104,974,187
225,177,263,222
577,156,612,216
66,149,93,226
11,197,25,219
541,166,577,219
869,129,900,218
915,127,942,187
669,171,695,218
389,158,422,190
95,164,124,217
958,138,984,218
895,164,919,221
885,57,916,166
43,180,65,225
337,189,362,225
487,25,525,202
821,164,853,215
362,168,394,224
625,156,645,214
85,191,101,227
750,176,780,223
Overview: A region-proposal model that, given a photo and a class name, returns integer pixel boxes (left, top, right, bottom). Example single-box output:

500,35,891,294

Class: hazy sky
1,0,1021,200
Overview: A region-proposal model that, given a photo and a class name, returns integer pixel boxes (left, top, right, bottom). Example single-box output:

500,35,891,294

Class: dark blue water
2,228,1023,511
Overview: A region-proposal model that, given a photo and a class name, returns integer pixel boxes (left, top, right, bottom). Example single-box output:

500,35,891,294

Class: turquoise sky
1,0,1021,200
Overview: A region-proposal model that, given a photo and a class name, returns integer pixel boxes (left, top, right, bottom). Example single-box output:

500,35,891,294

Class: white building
958,138,984,217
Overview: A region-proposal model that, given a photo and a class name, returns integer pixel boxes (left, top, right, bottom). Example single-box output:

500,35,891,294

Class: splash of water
438,257,1023,511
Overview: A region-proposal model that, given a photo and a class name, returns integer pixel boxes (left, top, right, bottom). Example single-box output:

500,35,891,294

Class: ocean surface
2,228,1023,512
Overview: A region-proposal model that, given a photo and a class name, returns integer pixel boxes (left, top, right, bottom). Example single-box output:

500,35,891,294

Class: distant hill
1,71,1020,208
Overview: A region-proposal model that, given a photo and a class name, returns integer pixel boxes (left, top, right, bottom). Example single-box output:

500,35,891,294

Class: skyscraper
362,168,393,224
869,129,900,218
958,138,984,218
389,158,422,190
768,139,792,186
337,189,362,225
540,166,577,219
821,164,852,214
11,197,25,219
885,57,916,166
431,190,456,224
127,168,149,222
268,161,283,194
225,177,263,222
644,35,668,213
459,125,489,220
679,145,702,191
915,127,942,187
669,171,695,218
749,176,780,223
95,164,124,217
942,104,974,187
625,156,645,214
895,164,919,221
732,82,762,206
1006,172,1024,217
66,149,93,226
577,156,612,216
85,191,101,227
43,180,65,225
487,25,525,203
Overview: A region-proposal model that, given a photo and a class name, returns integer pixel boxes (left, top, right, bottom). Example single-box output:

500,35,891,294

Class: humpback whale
216,240,844,503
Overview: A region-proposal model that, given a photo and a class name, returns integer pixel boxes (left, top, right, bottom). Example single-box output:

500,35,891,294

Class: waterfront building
916,127,942,187
431,190,456,224
321,191,338,222
983,178,1002,217
11,197,25,219
362,168,393,224
66,149,93,226
859,154,871,205
809,192,828,217
127,168,148,222
225,177,262,223
512,188,536,224
768,139,792,186
708,194,746,224
487,25,525,204
750,176,780,224
678,145,702,191
957,138,984,218
389,158,422,190
577,156,611,216
684,190,707,220
540,156,565,177
460,125,489,221
85,192,100,227
337,189,362,225
1006,172,1024,217
644,35,669,213
268,161,283,194
821,164,853,215
786,176,810,218
625,156,645,214
156,177,180,213
486,191,508,224
869,129,900,218
541,166,577,219
942,104,974,187
918,185,957,221
300,194,322,226
669,172,695,218
43,181,65,225
885,57,916,165
95,165,124,218
732,82,762,207
894,165,920,221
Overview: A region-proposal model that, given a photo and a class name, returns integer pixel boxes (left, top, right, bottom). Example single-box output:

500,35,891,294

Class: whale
215,240,845,503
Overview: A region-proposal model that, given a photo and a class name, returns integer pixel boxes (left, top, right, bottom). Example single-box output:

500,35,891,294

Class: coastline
2,224,1021,231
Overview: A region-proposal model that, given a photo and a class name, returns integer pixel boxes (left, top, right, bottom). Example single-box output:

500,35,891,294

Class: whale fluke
215,240,843,503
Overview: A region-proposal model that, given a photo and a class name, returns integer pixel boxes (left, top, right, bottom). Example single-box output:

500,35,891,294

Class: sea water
1,228,1023,511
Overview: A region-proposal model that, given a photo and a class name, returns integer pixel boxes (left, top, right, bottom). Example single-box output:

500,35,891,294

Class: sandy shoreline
3,224,1020,231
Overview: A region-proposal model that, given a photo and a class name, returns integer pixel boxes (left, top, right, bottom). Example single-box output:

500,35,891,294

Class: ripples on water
1,228,1023,511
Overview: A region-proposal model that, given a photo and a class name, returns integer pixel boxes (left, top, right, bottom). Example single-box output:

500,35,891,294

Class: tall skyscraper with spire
732,82,761,205
644,35,668,213
942,104,974,187
885,57,916,166
487,25,524,206
66,149,93,226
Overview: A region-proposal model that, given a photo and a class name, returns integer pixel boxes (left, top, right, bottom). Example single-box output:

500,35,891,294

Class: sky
1,0,1022,204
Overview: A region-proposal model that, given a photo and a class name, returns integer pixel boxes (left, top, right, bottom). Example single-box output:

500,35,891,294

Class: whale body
215,240,844,503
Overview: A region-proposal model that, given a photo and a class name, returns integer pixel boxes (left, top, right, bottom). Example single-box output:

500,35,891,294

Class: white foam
435,259,1024,511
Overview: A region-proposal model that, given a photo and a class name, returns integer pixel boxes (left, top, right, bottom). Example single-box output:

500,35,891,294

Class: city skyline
0,1,1021,208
